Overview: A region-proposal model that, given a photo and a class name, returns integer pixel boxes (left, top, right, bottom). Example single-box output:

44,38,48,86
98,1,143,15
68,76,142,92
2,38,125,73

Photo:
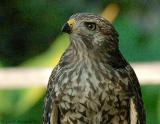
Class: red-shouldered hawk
43,13,146,124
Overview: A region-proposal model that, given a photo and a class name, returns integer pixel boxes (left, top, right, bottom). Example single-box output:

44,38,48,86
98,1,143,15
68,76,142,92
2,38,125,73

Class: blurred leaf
14,88,45,116
22,34,69,67
0,89,25,119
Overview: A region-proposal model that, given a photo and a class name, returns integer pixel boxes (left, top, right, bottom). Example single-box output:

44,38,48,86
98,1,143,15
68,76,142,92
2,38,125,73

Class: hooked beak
61,19,76,34
61,23,71,34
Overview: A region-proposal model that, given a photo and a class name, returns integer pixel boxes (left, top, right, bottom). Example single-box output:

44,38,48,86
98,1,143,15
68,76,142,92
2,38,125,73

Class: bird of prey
43,13,146,124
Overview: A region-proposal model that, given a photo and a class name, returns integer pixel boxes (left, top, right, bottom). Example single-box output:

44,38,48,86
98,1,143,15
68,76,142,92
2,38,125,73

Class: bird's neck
59,42,102,67
59,41,128,70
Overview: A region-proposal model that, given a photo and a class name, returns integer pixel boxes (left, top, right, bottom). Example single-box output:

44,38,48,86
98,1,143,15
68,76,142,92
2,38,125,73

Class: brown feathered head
62,13,119,52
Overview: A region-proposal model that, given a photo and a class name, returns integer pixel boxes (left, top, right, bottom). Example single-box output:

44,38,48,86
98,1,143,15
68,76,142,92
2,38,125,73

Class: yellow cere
67,19,76,27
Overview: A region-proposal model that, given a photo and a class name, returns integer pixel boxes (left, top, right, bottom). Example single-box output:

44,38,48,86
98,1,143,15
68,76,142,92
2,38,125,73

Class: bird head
62,13,119,52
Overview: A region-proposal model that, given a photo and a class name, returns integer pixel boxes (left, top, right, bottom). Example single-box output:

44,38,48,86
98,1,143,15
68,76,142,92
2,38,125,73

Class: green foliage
115,14,160,62
141,85,160,124
0,88,45,123
0,0,104,66
22,34,70,67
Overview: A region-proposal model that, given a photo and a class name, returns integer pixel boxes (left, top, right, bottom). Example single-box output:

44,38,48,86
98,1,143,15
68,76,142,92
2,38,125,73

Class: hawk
43,13,146,124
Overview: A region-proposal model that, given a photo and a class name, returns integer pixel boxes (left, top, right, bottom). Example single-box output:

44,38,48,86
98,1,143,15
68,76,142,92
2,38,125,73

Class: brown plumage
43,13,146,124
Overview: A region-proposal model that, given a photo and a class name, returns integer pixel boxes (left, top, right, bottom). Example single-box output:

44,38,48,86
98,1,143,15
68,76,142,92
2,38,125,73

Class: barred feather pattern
44,41,131,124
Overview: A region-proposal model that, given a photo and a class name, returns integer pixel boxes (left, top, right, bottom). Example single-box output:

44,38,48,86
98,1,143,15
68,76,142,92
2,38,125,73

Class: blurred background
0,0,160,123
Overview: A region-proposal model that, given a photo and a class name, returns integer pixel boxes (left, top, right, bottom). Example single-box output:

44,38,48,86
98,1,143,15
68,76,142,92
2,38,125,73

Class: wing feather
107,49,146,123
43,66,60,124
126,65,146,124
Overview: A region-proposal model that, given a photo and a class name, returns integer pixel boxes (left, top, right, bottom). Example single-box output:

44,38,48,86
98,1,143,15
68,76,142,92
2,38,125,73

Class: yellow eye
84,22,96,31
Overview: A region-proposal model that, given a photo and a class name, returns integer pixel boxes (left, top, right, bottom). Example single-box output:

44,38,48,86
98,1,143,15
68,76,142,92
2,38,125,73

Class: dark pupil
86,23,96,30
88,24,92,28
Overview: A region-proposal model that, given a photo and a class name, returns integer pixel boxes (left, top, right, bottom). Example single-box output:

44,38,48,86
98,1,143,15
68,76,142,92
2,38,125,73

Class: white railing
0,62,160,89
